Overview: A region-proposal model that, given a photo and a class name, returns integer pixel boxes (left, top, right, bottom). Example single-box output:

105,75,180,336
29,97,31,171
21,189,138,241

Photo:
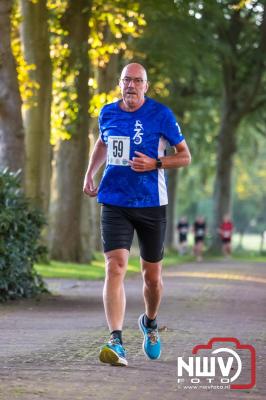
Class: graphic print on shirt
133,120,144,144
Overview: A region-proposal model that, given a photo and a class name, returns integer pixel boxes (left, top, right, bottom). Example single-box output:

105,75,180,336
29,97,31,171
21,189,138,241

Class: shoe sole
138,314,161,360
99,346,128,367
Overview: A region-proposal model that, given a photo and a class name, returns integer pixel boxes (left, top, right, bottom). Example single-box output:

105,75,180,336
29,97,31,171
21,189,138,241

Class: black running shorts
222,237,231,244
195,236,205,244
101,204,167,263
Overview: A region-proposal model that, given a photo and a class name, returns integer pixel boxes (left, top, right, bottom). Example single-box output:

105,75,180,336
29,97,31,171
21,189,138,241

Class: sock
144,314,158,329
110,330,122,344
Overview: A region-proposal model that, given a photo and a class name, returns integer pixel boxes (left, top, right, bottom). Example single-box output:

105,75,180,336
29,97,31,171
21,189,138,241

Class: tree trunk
20,0,52,212
0,0,24,172
165,168,178,250
259,232,265,253
50,138,90,261
96,54,119,93
211,99,239,251
239,232,244,250
211,5,266,252
49,0,92,262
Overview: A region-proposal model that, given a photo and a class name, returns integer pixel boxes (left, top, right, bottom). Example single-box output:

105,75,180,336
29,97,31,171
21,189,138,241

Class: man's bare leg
103,248,129,331
138,258,163,360
141,258,163,319
99,249,129,366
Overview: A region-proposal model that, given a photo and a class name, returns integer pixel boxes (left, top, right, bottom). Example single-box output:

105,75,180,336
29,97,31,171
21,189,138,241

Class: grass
34,252,193,281
35,235,265,281
231,252,266,263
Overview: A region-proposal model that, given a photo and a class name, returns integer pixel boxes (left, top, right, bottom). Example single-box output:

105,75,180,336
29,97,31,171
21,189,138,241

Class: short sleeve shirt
97,97,185,207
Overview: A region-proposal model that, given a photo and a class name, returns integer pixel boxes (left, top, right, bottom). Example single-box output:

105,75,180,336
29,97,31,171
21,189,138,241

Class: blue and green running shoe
99,337,128,366
138,313,161,360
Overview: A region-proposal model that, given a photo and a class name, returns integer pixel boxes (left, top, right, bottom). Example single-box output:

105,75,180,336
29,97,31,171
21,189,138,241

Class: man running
193,216,207,262
83,63,191,367
219,214,234,257
177,216,189,255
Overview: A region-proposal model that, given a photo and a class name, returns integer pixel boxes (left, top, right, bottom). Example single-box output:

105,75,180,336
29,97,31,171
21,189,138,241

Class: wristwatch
156,158,163,169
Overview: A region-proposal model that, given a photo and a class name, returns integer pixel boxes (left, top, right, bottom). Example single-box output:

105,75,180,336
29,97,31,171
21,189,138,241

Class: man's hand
83,174,98,197
129,151,157,172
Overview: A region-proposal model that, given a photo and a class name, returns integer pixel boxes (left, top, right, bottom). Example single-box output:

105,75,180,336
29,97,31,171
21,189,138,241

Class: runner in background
219,214,234,257
193,216,207,262
177,216,189,255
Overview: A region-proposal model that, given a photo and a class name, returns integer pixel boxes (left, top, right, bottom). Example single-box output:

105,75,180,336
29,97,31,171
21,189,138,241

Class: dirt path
0,259,265,400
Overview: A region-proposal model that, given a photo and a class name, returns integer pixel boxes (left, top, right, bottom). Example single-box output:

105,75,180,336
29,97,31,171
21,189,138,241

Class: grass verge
34,252,193,281
34,250,265,281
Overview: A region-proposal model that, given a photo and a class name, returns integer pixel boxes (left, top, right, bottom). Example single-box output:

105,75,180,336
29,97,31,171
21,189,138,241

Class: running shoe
99,337,128,366
138,313,161,360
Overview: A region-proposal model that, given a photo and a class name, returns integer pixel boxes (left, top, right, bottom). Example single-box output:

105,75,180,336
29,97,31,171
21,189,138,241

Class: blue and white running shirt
97,97,185,207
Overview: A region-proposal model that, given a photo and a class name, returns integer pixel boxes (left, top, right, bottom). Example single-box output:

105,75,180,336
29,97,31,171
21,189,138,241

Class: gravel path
0,259,265,400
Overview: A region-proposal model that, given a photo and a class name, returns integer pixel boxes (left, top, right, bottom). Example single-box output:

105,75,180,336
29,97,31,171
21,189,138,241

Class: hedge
0,169,47,301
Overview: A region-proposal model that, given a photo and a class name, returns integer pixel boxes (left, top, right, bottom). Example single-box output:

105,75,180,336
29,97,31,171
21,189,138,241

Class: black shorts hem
140,255,164,263
195,237,204,244
103,245,131,254
222,238,231,244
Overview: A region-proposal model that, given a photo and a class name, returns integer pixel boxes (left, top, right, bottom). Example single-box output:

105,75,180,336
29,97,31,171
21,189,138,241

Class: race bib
107,136,130,166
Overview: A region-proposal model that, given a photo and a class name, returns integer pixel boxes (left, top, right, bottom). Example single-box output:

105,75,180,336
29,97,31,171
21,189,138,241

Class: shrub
0,169,47,302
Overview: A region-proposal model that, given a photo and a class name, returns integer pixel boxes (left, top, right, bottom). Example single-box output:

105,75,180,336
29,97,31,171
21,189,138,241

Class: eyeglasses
120,77,146,86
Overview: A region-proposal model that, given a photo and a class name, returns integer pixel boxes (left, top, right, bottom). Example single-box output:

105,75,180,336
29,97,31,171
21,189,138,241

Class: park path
0,259,265,400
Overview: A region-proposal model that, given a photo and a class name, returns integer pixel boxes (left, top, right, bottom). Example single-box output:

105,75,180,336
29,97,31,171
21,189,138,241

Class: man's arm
83,138,107,197
129,140,191,172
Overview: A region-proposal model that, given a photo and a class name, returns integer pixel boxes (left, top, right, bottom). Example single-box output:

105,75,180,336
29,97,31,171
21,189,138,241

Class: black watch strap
156,159,163,169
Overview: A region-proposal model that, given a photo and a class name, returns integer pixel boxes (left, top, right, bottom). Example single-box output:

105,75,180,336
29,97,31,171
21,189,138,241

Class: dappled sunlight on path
163,270,266,284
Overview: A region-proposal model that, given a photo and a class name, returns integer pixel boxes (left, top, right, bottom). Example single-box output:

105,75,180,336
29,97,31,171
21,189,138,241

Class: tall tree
49,0,92,262
0,0,24,172
20,0,52,212
210,1,266,248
